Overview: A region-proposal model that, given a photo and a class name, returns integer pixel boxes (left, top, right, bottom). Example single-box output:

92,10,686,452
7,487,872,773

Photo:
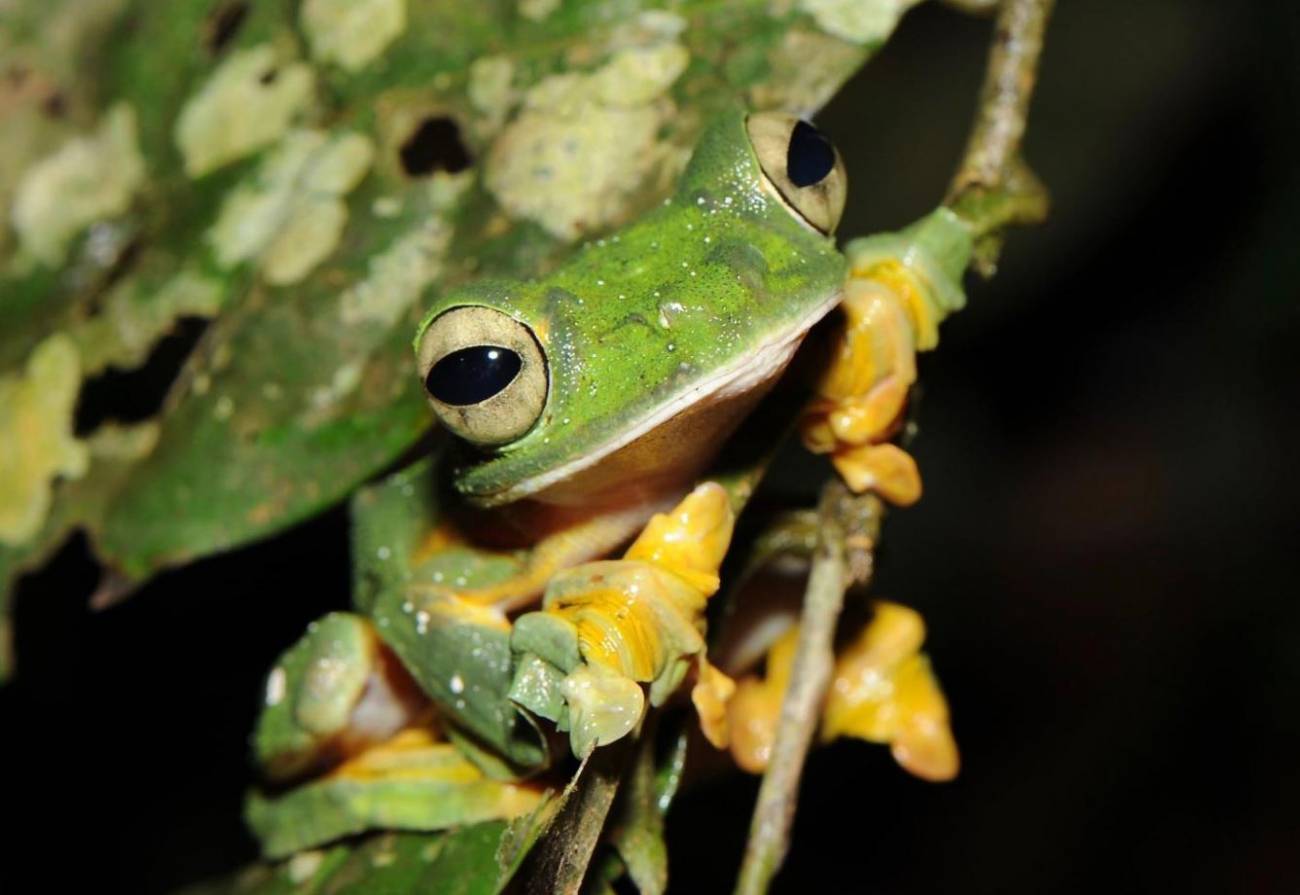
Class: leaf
608,720,670,895
2,0,898,671
183,823,519,895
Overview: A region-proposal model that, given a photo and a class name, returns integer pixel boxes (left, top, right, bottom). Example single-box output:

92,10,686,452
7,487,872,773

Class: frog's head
414,108,848,509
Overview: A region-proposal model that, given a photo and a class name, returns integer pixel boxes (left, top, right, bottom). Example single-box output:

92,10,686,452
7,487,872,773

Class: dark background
4,1,1298,892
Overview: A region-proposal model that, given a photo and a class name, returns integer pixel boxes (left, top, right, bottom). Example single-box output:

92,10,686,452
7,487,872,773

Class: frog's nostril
425,346,522,406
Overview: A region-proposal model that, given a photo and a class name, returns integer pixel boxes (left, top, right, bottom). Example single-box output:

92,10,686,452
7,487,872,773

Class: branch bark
524,739,629,895
734,483,881,895
946,0,1055,272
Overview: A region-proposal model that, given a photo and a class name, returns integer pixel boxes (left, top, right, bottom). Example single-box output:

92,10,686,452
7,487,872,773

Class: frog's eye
416,306,548,446
746,113,847,234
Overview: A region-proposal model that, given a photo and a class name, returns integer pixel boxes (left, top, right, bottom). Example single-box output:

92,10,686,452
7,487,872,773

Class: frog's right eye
416,306,548,446
746,112,848,235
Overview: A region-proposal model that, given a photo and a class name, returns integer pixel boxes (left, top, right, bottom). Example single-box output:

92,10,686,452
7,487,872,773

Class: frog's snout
416,305,548,447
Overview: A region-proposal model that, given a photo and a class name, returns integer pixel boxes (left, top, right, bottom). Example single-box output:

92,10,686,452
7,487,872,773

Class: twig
735,482,876,895
524,738,629,895
946,0,1055,271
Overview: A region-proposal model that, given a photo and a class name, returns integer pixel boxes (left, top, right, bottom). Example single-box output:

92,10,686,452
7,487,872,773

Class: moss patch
484,40,688,241
300,0,407,73
0,334,88,545
175,45,316,178
10,103,145,266
206,130,375,285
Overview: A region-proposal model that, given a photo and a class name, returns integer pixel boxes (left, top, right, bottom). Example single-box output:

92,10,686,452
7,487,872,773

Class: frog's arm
801,208,974,504
726,600,959,782
409,501,658,614
508,483,739,758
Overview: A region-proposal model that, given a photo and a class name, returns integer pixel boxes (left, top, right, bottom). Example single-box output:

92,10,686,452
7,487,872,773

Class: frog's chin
471,289,843,509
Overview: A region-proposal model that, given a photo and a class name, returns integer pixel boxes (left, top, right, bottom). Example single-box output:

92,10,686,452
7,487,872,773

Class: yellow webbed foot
800,276,922,505
511,483,740,757
822,601,959,781
831,442,922,506
801,209,973,505
726,601,959,782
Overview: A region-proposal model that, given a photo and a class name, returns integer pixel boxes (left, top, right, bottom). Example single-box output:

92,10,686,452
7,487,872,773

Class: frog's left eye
416,306,548,446
746,113,848,234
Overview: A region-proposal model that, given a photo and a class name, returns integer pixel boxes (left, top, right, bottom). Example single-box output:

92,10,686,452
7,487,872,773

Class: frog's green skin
416,108,847,510
252,612,423,783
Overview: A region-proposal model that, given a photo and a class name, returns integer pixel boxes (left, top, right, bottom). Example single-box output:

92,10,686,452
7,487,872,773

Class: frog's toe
831,442,922,505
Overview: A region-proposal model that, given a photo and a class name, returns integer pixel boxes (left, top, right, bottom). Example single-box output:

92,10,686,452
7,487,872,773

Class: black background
4,1,1298,892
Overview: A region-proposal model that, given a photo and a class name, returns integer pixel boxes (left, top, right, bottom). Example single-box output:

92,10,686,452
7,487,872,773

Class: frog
245,106,858,854
246,103,985,858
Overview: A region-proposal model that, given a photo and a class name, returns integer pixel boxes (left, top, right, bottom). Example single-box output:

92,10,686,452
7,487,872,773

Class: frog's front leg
410,499,668,614
508,483,740,758
801,208,974,504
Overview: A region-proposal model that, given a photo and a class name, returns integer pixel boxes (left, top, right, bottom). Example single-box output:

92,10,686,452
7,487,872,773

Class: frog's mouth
467,288,843,507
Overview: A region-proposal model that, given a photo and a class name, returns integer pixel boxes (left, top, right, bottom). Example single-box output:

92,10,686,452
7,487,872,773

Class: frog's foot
801,276,921,505
822,601,959,781
411,502,661,614
801,210,974,504
725,601,959,782
247,725,545,858
508,483,740,758
830,442,922,506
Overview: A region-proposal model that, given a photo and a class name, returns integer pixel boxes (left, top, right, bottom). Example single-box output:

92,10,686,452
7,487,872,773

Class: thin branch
946,0,1055,270
734,483,880,895
524,739,629,895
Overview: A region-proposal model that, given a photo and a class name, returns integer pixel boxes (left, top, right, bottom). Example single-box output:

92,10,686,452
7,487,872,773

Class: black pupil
426,345,522,406
786,120,836,188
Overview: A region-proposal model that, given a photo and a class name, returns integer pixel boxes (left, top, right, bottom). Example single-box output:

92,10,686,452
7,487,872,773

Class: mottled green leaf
2,0,901,671
183,823,519,895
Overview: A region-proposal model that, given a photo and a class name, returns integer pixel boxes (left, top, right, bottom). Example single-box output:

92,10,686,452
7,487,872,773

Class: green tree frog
407,108,849,610
247,107,856,852
248,106,977,855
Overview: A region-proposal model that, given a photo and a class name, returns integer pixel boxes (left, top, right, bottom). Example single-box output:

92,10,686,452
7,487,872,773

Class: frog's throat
477,288,844,507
